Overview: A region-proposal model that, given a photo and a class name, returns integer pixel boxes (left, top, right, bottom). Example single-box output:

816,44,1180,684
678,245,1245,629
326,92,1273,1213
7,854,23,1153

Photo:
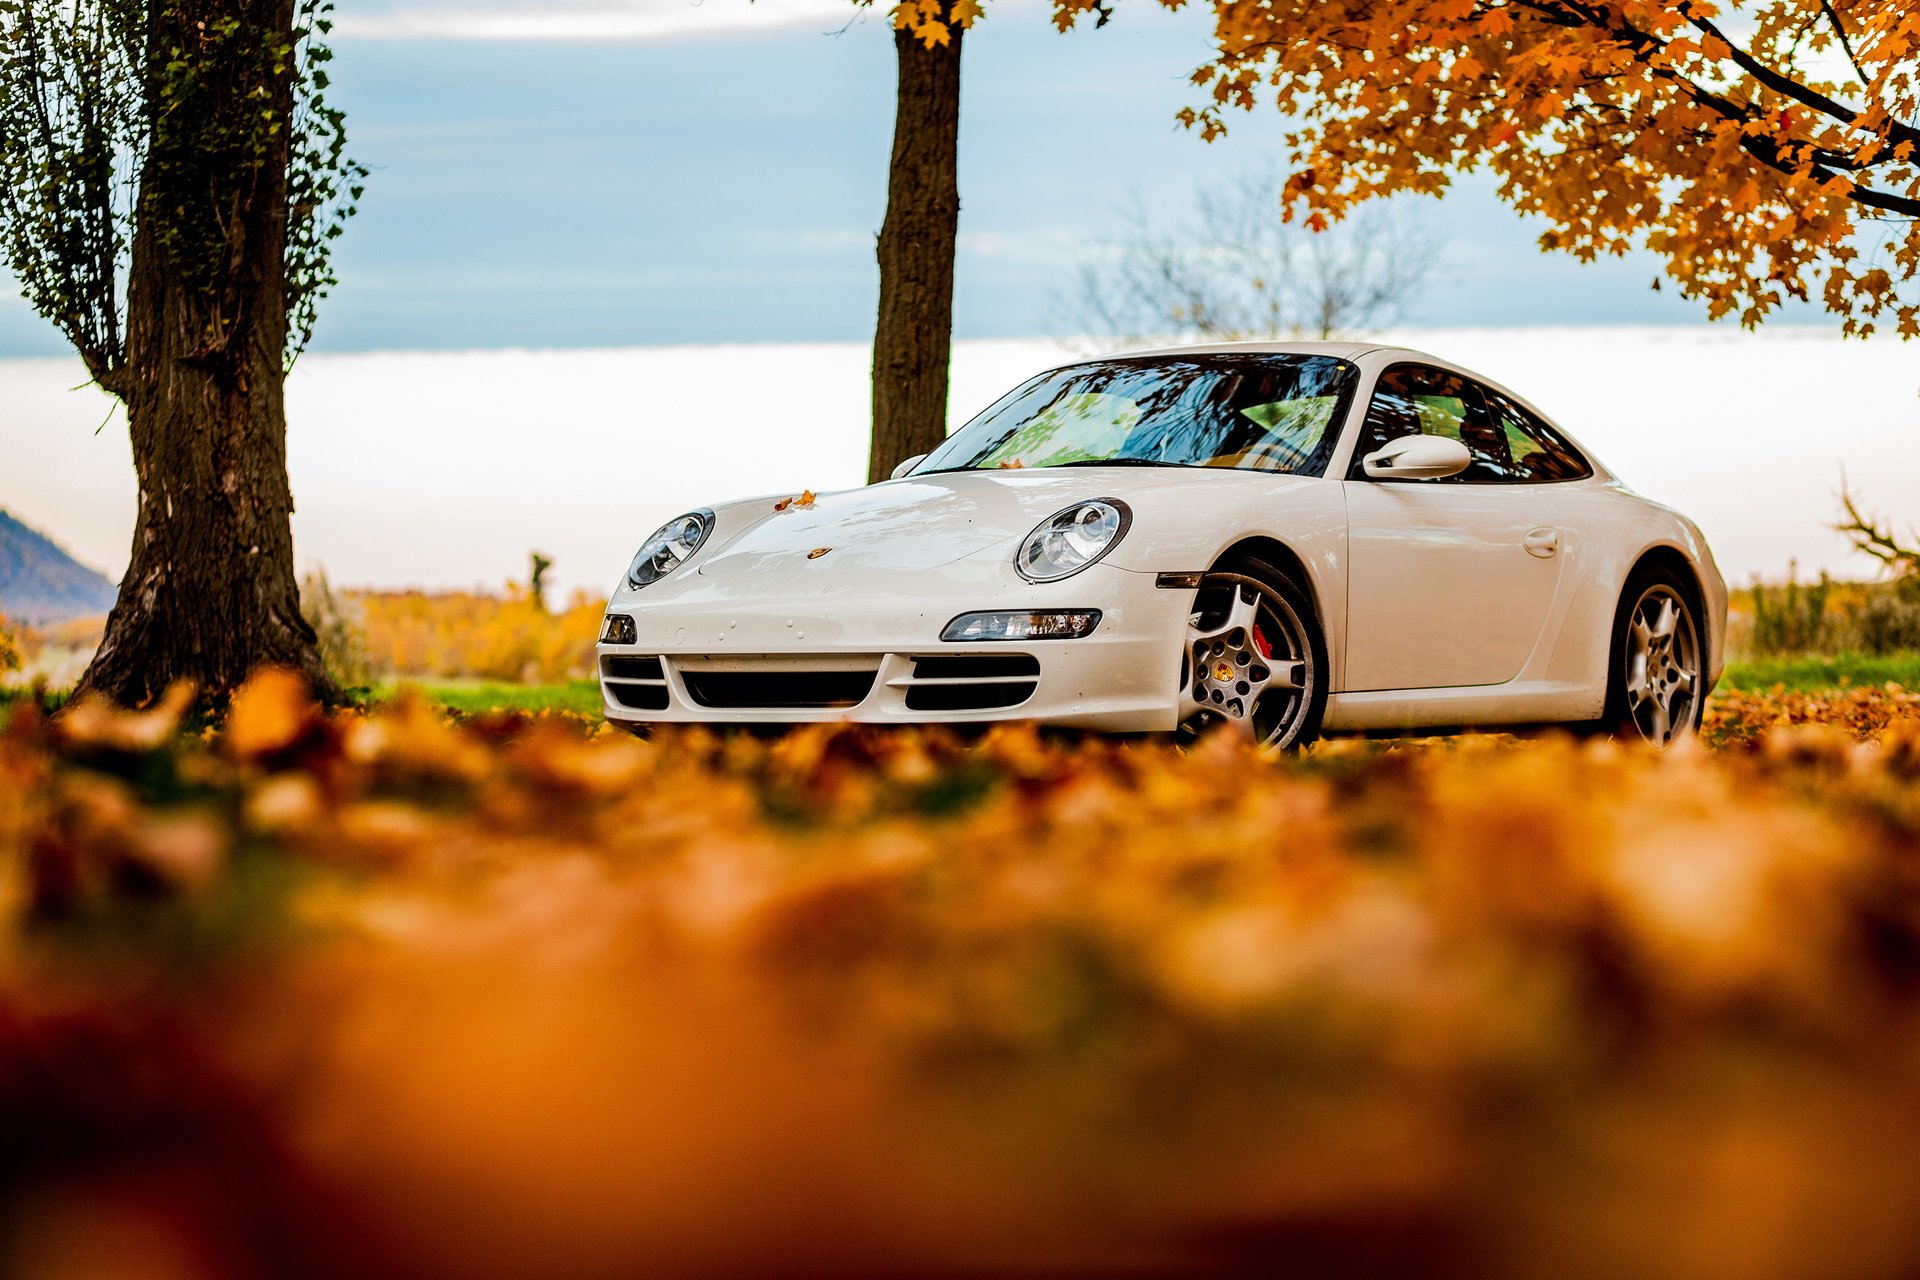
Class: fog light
601,613,637,645
941,610,1101,642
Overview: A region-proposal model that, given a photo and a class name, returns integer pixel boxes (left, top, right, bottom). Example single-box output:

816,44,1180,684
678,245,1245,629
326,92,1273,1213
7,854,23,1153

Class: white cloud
332,0,1057,42
334,0,864,42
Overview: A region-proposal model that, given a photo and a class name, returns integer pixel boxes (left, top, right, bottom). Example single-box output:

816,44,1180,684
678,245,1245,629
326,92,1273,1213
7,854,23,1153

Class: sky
0,0,1743,356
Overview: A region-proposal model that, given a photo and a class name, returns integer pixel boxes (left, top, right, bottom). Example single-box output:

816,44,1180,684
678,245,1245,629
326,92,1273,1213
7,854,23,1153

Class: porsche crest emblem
807,547,832,560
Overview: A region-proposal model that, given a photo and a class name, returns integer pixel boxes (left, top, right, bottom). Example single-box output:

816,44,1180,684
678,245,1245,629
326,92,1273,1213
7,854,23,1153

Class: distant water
0,328,1914,600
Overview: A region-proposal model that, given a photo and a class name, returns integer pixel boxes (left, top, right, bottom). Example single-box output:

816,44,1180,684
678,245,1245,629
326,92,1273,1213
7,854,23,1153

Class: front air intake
600,654,668,712
902,654,1039,712
602,655,664,681
680,669,878,710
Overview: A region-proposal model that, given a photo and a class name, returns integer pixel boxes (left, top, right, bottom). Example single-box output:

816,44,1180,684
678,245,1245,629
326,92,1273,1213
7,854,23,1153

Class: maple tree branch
1818,0,1872,86
1506,0,1585,28
1539,0,1920,217
1832,183,1920,218
1680,6,1920,156
1711,115,1920,218
1510,0,1860,169
1206,0,1920,219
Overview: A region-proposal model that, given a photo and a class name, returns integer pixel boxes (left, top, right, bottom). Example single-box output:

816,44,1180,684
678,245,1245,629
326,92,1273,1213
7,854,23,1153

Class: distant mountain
0,510,118,623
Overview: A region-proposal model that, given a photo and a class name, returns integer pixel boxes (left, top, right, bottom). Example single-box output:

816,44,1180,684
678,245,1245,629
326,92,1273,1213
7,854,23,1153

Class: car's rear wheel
1601,567,1705,746
1178,558,1327,749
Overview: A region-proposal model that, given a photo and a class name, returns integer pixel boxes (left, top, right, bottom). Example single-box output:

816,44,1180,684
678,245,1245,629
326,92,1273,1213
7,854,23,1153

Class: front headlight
627,509,714,588
1015,498,1131,583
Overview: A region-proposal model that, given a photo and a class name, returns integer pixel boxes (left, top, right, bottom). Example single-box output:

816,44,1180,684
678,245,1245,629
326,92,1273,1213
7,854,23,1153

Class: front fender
1099,476,1350,688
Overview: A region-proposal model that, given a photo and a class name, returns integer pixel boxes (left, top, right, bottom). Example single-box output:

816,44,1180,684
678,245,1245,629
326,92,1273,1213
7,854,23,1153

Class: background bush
1738,570,1920,659
301,569,373,689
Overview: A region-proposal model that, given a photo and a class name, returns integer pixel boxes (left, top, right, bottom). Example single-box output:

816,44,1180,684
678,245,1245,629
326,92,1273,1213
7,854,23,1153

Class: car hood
694,466,1318,579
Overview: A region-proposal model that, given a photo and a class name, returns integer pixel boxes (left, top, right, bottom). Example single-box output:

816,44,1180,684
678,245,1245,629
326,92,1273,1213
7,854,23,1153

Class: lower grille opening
912,655,1040,680
905,682,1037,712
682,669,877,710
906,654,1038,712
609,683,669,711
602,655,665,681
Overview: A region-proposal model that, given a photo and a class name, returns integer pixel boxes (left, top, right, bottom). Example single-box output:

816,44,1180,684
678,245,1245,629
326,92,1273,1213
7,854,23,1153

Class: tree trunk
869,12,963,484
77,0,333,708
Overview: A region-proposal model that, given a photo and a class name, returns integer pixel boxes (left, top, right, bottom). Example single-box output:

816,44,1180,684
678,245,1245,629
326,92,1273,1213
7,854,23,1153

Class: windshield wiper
917,458,1199,474
1050,458,1198,468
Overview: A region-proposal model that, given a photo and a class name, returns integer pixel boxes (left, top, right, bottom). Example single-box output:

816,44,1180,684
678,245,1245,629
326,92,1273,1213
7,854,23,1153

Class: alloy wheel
1180,572,1315,748
1623,583,1701,746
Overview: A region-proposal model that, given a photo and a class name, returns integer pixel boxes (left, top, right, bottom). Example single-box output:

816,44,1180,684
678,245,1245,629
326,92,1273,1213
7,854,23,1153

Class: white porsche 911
597,343,1726,748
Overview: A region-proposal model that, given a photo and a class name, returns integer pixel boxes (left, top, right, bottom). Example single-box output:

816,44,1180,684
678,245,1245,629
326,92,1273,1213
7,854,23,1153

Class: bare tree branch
1836,481,1920,578
1058,171,1443,351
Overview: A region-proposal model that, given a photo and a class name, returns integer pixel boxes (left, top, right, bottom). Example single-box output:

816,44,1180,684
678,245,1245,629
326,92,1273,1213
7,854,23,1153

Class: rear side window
1479,386,1594,482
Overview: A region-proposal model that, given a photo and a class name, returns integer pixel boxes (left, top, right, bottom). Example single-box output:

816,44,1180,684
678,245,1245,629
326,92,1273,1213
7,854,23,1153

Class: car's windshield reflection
913,354,1358,478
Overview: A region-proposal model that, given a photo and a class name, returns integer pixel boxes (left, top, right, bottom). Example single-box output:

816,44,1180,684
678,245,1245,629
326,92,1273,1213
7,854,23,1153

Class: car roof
1089,339,1422,362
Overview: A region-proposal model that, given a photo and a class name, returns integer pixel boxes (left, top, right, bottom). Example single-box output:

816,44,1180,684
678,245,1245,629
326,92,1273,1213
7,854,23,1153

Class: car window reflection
917,355,1359,478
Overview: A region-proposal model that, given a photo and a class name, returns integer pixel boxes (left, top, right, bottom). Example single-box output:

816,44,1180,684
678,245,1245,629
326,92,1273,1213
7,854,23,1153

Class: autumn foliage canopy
890,0,1920,336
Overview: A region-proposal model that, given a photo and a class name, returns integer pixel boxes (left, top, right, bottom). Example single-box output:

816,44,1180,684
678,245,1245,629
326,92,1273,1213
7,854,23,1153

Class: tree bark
869,12,963,484
77,0,333,708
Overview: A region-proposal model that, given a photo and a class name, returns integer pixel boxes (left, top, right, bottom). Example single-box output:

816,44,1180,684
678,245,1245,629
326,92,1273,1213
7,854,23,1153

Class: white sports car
597,343,1725,747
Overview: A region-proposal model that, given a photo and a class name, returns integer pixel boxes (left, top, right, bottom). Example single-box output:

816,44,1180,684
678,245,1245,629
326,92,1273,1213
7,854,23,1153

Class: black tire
1179,554,1330,750
1598,563,1706,745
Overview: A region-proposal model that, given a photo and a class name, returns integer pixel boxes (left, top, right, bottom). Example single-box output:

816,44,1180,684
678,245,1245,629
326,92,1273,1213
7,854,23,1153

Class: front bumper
595,562,1189,731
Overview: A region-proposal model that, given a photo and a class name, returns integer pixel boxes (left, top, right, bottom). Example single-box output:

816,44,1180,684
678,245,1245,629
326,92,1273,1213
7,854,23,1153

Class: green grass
0,684,68,712
1719,652,1920,693
9,653,1915,720
401,654,1918,717
1,679,601,718
376,679,603,715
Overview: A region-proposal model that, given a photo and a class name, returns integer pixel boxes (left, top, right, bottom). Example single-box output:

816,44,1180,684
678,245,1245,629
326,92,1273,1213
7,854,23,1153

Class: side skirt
1322,680,1605,733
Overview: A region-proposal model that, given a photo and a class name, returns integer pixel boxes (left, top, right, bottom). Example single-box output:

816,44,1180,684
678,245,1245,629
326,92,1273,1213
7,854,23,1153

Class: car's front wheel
1601,567,1705,746
1178,558,1328,749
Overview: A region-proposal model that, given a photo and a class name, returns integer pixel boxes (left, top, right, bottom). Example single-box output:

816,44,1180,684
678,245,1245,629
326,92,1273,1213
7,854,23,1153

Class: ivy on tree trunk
0,0,361,707
84,0,328,705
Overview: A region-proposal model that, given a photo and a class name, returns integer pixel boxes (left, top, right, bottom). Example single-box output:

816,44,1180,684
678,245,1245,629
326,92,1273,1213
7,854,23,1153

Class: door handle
1524,527,1559,558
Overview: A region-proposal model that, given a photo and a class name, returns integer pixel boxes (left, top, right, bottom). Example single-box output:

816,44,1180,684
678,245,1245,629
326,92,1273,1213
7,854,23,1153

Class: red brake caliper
1252,623,1274,659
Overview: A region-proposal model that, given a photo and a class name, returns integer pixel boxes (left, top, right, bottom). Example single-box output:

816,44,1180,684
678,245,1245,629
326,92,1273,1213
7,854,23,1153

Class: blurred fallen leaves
1705,683,1920,747
0,675,1917,1280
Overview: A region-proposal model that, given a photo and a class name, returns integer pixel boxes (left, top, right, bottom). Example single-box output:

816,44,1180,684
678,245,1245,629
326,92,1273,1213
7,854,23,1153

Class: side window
1480,387,1593,483
1350,363,1511,482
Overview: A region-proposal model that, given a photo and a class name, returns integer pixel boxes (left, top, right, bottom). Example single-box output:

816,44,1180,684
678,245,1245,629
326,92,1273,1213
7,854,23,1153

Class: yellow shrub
352,586,603,682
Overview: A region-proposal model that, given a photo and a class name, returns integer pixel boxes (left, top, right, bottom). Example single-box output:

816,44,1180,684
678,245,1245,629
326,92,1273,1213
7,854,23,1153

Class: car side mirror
1362,435,1471,481
890,453,928,481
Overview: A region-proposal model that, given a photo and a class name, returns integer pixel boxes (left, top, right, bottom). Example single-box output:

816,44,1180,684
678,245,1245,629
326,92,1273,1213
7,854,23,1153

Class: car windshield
913,354,1358,477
